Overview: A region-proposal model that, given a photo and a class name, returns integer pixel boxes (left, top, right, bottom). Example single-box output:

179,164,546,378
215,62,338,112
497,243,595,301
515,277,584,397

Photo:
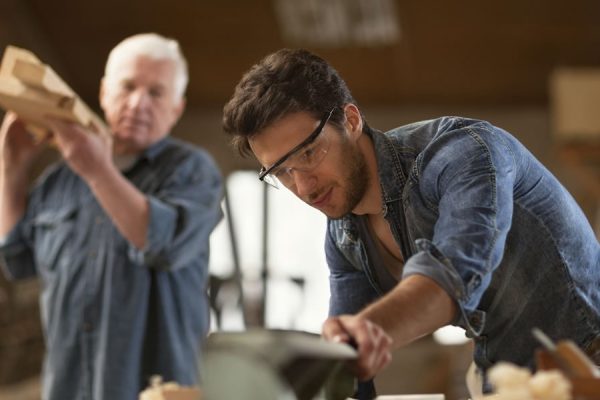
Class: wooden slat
13,58,73,97
0,45,107,140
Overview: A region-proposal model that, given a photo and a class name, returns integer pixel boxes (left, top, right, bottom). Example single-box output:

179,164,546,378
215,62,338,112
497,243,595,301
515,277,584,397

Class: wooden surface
536,350,600,400
551,68,600,141
556,142,600,200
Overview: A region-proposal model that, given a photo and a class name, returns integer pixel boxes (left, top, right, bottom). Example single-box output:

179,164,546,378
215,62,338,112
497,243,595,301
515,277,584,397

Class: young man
222,48,600,397
0,34,223,399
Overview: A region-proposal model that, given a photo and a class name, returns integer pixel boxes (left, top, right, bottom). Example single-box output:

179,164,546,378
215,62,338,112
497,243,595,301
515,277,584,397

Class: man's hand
0,112,48,173
46,118,113,183
0,112,50,236
322,315,393,381
46,117,149,249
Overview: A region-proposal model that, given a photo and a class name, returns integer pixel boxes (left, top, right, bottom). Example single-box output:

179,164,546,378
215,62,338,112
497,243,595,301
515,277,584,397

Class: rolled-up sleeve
0,218,37,280
402,124,516,335
127,151,223,271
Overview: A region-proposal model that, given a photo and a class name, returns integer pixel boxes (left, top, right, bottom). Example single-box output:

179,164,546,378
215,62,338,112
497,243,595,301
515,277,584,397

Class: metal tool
532,327,599,378
201,329,358,400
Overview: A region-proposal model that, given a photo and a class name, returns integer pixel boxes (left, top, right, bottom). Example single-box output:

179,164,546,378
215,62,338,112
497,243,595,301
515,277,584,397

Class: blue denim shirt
0,137,223,400
326,117,600,376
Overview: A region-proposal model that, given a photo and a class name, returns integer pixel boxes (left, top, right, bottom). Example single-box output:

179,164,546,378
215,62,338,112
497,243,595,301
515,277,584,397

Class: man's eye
298,146,317,163
149,88,163,98
121,82,135,92
272,167,290,178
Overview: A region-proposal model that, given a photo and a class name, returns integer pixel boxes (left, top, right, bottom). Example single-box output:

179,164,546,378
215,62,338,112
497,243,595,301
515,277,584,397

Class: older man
0,33,223,400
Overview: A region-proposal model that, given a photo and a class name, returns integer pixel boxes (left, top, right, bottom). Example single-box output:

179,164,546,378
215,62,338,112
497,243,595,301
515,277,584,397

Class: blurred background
1,0,599,399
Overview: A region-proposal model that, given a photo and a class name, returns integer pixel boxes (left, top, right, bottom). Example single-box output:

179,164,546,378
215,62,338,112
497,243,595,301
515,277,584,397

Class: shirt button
95,217,102,224
82,322,93,332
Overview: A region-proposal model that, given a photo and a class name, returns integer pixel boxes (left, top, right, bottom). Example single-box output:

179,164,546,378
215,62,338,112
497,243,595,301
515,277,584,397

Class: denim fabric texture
0,137,223,400
326,117,600,380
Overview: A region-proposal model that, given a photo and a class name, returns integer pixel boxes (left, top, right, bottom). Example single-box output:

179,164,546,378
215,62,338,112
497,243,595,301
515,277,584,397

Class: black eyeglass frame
258,108,336,182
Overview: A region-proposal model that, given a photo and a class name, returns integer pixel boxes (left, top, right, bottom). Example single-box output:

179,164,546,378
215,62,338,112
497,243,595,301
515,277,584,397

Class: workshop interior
0,1,599,399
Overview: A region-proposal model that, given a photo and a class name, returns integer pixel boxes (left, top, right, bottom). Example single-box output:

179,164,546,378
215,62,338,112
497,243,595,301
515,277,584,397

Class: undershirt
356,215,404,293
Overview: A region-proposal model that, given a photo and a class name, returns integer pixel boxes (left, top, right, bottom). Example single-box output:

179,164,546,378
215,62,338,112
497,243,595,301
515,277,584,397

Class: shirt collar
118,138,171,174
139,137,170,162
366,128,406,205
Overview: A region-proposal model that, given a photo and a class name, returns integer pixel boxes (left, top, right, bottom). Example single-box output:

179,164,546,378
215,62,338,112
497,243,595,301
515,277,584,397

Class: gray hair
104,33,188,100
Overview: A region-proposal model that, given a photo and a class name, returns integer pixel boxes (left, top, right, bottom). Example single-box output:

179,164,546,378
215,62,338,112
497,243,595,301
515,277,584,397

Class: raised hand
0,111,48,173
45,117,113,183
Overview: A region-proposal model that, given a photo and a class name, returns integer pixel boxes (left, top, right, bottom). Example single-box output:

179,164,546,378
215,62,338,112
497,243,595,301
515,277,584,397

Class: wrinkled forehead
105,56,177,87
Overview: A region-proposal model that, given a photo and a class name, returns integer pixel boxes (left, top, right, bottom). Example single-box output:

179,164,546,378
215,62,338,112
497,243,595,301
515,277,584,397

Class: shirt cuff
127,196,177,269
0,220,37,280
402,238,486,337
0,219,23,248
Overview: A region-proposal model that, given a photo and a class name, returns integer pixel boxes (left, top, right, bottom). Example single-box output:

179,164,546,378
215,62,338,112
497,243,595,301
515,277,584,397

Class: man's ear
343,103,363,141
99,78,107,112
173,97,186,122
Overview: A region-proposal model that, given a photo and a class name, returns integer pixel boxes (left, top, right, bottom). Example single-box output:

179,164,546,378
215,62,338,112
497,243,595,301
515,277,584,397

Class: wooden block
0,76,78,140
536,349,600,400
0,45,107,140
139,382,201,400
12,58,73,97
162,387,201,400
0,76,73,108
0,46,40,78
556,340,600,378
569,377,600,400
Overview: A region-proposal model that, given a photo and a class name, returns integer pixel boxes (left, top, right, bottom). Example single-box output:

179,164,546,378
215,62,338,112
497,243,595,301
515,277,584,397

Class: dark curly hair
222,48,366,157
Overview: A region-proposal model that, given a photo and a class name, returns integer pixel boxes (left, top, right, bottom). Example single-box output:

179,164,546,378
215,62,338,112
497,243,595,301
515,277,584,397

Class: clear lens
259,107,335,189
262,174,280,188
265,134,329,188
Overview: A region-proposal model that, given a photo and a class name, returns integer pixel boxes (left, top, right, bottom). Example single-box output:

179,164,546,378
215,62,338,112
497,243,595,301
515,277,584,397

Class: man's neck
113,153,139,171
351,134,383,216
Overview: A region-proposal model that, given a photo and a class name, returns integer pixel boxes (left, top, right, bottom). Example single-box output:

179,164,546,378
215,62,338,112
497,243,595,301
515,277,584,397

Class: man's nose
126,90,151,109
291,169,317,196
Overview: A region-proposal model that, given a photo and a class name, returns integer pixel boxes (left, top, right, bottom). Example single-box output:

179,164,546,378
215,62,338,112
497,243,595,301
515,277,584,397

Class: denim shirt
326,117,600,375
0,137,223,400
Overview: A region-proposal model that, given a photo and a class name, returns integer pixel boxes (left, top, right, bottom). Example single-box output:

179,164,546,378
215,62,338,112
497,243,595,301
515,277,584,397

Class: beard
329,137,369,219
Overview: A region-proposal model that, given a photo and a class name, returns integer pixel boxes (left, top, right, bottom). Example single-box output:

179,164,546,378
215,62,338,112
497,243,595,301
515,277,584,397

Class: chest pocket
31,205,79,273
403,175,437,242
330,220,367,272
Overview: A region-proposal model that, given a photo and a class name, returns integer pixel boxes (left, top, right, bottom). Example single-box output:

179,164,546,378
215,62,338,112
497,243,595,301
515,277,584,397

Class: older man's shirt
0,137,223,400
